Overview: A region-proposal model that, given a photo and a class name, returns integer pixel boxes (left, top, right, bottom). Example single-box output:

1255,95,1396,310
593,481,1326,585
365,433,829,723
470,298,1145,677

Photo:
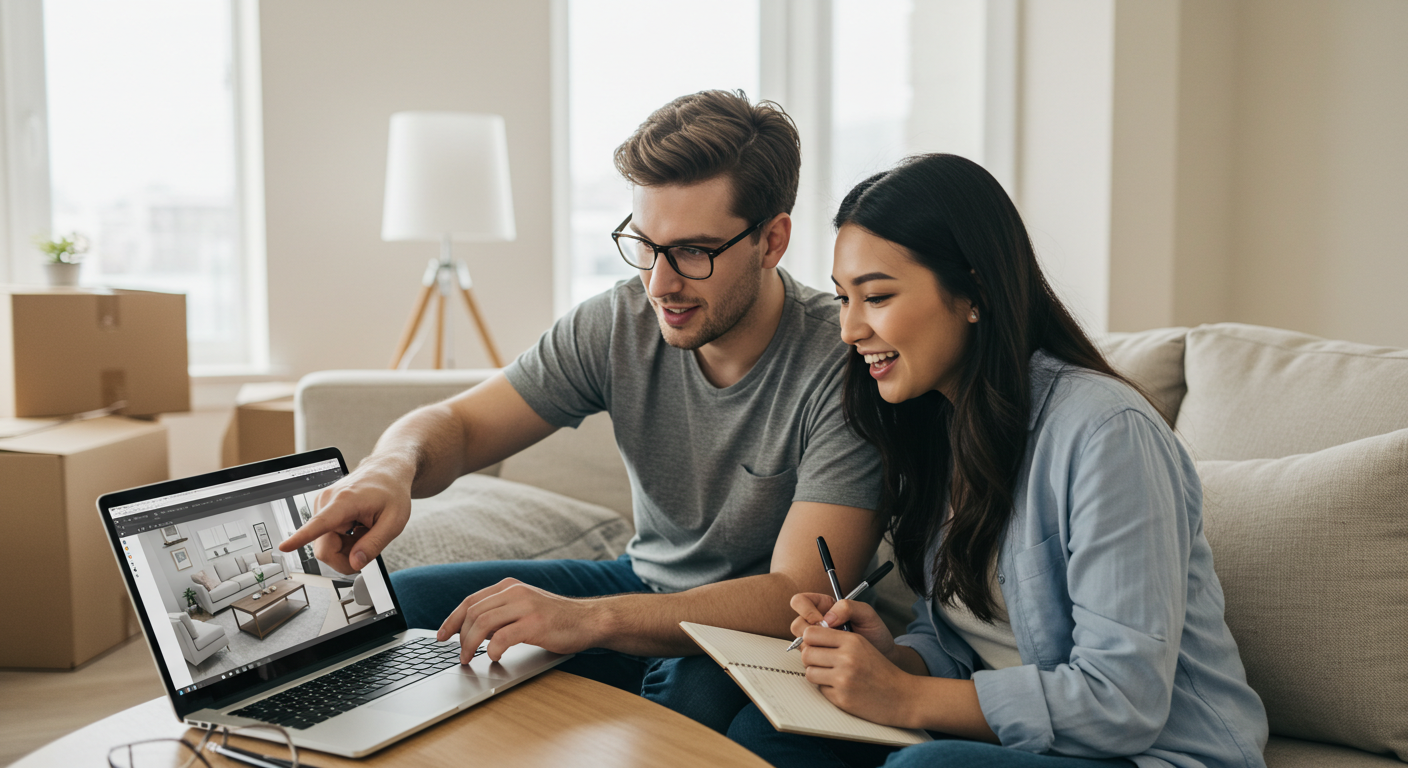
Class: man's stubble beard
655,255,765,351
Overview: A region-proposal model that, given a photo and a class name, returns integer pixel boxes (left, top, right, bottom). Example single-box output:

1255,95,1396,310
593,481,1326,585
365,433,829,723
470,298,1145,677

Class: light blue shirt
895,351,1268,768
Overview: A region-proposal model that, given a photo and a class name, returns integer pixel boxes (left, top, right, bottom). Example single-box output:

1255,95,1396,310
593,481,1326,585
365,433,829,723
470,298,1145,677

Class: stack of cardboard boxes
0,286,189,669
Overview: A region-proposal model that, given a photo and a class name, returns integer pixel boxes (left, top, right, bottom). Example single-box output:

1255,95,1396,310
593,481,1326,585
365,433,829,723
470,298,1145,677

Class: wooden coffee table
230,579,309,640
10,670,770,767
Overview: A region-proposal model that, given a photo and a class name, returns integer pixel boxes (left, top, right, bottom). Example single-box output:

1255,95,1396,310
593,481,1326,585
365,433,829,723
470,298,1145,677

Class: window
41,0,265,370
561,0,982,308
830,0,913,207
565,0,760,309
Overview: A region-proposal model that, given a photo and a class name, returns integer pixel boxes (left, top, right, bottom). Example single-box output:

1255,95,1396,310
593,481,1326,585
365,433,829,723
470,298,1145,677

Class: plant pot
43,262,82,286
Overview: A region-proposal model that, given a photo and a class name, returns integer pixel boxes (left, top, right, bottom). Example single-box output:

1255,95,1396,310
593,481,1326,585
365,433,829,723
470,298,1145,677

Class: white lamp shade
381,111,517,242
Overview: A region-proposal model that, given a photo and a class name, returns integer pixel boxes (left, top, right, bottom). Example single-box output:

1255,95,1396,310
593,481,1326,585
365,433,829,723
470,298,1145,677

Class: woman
726,155,1268,768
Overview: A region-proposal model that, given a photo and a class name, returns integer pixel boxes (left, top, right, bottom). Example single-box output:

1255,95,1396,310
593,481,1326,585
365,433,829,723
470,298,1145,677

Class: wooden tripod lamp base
390,256,504,369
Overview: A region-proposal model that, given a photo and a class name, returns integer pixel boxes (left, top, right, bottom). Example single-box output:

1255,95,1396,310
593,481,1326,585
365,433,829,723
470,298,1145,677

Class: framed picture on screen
253,522,272,552
171,547,192,571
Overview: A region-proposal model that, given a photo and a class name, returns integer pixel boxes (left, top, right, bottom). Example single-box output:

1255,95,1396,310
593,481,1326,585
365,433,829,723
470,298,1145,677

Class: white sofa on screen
188,551,288,615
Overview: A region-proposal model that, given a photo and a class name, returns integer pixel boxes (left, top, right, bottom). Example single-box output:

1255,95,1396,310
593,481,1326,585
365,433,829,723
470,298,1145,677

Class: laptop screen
102,449,404,712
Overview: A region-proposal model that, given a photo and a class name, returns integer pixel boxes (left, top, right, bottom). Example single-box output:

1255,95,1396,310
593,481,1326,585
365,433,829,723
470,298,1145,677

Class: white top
933,505,1023,670
935,571,1023,670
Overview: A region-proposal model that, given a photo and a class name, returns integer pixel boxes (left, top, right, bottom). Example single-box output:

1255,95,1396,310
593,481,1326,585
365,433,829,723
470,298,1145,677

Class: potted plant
182,587,199,616
35,232,89,286
254,568,268,594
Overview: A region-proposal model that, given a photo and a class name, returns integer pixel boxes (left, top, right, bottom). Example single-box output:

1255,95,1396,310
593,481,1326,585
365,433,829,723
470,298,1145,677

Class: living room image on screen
137,493,395,687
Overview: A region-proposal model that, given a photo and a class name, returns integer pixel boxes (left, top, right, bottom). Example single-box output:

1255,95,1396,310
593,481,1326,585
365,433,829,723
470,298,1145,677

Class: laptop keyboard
230,638,484,730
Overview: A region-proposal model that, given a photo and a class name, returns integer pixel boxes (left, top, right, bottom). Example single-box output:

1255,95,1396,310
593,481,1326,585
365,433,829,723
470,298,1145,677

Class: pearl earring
969,308,979,321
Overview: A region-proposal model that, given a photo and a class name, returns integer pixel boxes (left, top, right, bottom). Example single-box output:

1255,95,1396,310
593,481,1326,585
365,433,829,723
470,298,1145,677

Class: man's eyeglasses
611,213,766,280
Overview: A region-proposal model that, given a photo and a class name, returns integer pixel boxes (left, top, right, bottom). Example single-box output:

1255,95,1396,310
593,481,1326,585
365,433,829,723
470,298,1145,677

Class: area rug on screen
186,582,333,681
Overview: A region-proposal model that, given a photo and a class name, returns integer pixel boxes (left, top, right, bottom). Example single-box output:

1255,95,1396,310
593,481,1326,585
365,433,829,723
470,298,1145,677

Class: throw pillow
212,557,242,583
191,570,219,592
1198,428,1408,759
1177,323,1408,460
256,551,274,566
1096,327,1188,423
380,473,633,572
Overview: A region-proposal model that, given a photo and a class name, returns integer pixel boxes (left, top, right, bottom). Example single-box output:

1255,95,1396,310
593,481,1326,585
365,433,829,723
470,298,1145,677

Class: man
281,90,882,732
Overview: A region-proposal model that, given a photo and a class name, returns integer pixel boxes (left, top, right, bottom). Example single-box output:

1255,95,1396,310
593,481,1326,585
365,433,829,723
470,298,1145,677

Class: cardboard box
0,415,169,668
221,382,297,467
0,286,190,418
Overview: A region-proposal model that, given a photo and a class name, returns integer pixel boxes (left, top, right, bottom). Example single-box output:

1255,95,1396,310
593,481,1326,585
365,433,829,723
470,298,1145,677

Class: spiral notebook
680,622,931,747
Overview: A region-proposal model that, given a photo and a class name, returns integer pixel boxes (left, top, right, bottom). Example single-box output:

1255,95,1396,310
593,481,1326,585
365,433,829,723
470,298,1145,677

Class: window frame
0,0,270,374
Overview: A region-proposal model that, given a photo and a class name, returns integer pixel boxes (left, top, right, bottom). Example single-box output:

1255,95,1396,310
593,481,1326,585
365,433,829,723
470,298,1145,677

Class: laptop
97,447,571,758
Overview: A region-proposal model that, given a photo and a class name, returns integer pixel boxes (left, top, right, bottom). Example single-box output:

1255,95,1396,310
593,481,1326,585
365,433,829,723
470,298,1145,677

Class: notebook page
681,622,805,674
680,623,930,747
730,664,930,746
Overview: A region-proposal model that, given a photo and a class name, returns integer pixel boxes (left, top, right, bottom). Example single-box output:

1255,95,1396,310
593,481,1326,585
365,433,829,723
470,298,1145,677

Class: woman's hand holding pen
789,594,921,727
789,593,896,659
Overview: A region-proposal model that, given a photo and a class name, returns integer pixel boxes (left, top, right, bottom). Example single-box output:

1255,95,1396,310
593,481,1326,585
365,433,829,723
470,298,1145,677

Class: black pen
210,742,322,768
815,537,849,632
787,560,895,652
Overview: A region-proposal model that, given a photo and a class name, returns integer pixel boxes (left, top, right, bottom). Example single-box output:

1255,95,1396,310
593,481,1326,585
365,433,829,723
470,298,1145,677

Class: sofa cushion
380,473,633,572
212,557,242,583
190,620,224,652
209,580,240,602
1176,323,1408,460
1264,737,1407,768
191,570,219,592
233,572,258,589
1096,327,1188,423
176,611,197,640
240,553,259,571
1198,428,1408,760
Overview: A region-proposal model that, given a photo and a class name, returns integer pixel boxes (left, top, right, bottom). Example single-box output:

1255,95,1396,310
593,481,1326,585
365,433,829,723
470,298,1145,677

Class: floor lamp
382,111,516,369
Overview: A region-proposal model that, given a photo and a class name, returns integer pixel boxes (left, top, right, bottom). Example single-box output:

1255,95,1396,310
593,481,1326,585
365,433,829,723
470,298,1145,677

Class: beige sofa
189,551,289,615
296,323,1407,767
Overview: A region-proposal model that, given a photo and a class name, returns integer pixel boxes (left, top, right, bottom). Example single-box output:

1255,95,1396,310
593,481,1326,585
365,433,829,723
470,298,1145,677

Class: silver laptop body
98,448,570,758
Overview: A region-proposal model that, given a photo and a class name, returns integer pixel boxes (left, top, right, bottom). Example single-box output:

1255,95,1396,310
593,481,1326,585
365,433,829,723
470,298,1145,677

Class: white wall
1227,0,1408,348
259,0,554,376
1011,0,1408,347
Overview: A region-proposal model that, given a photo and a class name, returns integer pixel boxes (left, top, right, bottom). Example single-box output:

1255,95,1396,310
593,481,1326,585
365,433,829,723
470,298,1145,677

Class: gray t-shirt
504,269,881,593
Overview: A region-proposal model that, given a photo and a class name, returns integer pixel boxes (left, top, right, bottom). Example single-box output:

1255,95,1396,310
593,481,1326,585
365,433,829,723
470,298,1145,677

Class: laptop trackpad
368,673,491,716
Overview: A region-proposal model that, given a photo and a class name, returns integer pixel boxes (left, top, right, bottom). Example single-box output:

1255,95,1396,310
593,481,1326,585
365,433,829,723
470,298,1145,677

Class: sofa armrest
296,370,633,519
296,369,501,471
189,583,214,614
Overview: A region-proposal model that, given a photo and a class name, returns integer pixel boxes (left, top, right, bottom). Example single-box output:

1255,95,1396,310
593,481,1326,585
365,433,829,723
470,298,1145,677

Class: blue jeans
389,556,752,733
727,703,1137,768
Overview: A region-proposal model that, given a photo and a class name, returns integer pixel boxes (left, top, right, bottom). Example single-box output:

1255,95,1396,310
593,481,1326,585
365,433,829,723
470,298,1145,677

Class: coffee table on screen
229,579,309,640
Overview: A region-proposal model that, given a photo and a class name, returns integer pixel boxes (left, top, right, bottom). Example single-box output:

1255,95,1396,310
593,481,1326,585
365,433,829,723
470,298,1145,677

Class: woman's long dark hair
836,154,1150,622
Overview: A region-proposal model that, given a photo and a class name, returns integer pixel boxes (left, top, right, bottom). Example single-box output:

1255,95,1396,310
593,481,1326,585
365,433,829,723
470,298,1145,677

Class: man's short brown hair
613,90,800,228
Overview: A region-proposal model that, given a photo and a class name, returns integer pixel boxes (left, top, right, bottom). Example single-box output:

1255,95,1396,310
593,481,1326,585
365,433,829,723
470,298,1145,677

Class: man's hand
278,456,415,574
435,578,606,664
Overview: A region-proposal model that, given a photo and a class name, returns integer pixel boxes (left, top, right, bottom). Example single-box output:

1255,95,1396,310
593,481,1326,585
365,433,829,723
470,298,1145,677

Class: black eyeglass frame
611,213,768,280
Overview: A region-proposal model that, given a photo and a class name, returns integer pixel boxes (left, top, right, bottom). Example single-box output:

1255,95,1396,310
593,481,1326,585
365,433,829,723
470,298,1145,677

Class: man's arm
279,372,557,573
439,499,884,661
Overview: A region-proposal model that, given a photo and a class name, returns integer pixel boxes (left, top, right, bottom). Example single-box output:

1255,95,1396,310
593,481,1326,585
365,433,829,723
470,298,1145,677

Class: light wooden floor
0,634,166,766
0,576,372,765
